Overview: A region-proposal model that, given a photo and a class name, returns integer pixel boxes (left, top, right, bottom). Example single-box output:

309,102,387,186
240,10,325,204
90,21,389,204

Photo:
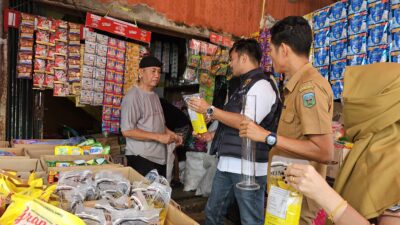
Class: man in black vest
188,39,281,225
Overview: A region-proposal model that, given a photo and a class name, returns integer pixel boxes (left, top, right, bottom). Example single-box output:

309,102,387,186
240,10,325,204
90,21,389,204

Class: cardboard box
0,147,28,159
25,148,55,159
40,154,113,171
0,158,45,180
0,141,10,148
57,166,199,225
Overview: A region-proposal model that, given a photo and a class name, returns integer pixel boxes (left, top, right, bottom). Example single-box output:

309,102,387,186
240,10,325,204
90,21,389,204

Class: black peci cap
139,56,163,68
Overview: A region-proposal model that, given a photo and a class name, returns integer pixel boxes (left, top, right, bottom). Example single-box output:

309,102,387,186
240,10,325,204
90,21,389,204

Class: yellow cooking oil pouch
183,93,208,134
265,156,308,225
0,193,85,225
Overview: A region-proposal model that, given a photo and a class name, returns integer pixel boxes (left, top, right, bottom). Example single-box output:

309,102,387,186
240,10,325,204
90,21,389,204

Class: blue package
314,28,330,48
313,47,330,67
331,80,344,100
368,1,389,24
313,7,330,30
348,33,367,54
390,5,400,31
347,53,367,65
330,39,348,60
368,22,388,46
330,59,347,80
367,45,388,63
348,12,367,35
391,0,400,5
330,19,348,41
349,0,368,15
392,30,400,50
316,66,330,80
390,50,400,62
330,0,348,21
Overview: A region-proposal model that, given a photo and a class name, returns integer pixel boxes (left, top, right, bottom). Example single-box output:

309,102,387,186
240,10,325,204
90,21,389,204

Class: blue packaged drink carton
330,19,348,41
368,0,389,24
314,28,330,48
330,59,347,80
313,6,331,30
348,11,367,35
390,4,400,31
313,47,330,67
348,33,367,54
316,65,330,80
368,22,388,46
349,0,368,15
367,45,388,63
331,80,344,100
330,0,348,22
331,39,348,60
347,53,367,65
390,50,400,62
391,0,400,5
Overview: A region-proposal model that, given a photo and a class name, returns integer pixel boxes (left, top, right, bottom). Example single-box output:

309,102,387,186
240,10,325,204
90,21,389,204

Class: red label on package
85,13,151,44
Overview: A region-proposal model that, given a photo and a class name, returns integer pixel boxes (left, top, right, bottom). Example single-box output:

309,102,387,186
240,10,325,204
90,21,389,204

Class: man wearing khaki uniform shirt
239,16,334,225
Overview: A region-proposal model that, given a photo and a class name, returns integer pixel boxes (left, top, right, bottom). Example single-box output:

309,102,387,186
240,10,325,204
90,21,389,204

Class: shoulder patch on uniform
303,92,316,108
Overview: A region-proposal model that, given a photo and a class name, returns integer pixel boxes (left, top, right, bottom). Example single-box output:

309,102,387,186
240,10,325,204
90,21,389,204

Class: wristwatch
206,106,216,118
265,132,277,147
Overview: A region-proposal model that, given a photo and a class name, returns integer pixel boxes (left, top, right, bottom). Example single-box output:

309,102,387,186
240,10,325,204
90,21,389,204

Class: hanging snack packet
330,39,347,61
367,22,388,47
313,47,330,67
348,33,367,55
348,11,367,35
368,0,389,24
348,0,367,15
314,28,330,48
183,93,208,134
391,5,400,31
331,80,344,100
330,59,347,80
391,29,400,51
330,19,347,41
347,53,367,65
329,0,347,22
316,65,330,80
188,39,201,67
367,45,388,64
0,193,85,225
312,6,330,30
390,50,400,62
265,156,308,225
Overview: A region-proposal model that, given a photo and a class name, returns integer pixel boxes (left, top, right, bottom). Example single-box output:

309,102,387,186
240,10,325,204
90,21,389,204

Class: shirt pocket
282,110,295,124
278,110,297,138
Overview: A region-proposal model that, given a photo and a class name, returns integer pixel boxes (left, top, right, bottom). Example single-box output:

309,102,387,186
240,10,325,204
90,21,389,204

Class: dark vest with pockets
210,68,282,163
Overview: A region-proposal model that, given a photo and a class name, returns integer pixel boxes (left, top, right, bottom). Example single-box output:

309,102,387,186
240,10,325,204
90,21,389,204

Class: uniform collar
284,63,312,93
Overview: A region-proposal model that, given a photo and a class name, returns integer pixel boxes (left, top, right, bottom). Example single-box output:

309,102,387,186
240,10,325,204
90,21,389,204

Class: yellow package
55,146,83,155
0,193,85,225
183,93,208,134
265,156,308,225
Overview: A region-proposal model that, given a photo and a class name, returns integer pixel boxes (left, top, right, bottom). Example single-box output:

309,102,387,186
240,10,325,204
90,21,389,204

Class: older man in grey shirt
121,56,182,176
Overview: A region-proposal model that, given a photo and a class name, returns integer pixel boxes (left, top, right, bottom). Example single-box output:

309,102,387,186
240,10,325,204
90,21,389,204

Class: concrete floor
171,187,236,225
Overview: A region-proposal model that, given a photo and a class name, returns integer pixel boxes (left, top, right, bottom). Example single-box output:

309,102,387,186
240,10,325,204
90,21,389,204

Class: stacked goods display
17,13,34,79
313,6,331,81
0,170,85,224
123,42,149,94
57,169,171,224
101,38,126,134
310,0,400,100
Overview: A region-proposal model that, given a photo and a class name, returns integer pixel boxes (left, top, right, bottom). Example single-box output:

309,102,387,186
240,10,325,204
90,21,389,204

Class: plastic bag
183,93,208,134
94,171,131,197
195,154,218,197
111,208,161,225
75,205,106,225
264,156,308,225
183,151,207,191
0,193,85,225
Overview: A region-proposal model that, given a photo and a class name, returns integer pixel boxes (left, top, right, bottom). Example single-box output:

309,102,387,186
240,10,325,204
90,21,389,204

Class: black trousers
126,155,166,177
